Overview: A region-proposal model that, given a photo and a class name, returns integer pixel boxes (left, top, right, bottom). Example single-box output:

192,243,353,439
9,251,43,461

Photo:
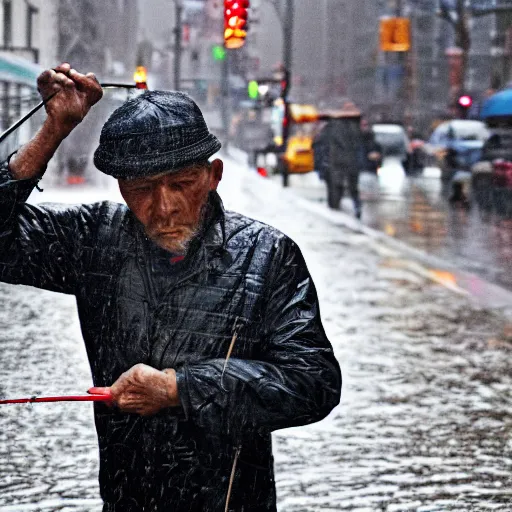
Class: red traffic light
458,95,472,108
224,0,249,49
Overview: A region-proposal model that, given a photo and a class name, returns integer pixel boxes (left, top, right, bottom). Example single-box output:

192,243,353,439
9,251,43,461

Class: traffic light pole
220,47,231,149
173,0,183,90
283,0,294,78
281,0,294,187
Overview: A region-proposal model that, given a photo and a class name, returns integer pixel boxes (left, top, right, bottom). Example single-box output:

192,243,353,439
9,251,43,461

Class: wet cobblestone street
1,159,511,511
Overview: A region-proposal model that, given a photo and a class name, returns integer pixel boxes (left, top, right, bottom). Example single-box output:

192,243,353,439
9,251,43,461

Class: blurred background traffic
1,0,512,290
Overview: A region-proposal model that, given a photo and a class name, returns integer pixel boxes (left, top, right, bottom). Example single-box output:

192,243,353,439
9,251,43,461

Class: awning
0,52,41,88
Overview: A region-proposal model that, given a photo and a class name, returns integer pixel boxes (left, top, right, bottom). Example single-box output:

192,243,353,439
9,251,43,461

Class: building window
26,4,39,49
3,0,12,47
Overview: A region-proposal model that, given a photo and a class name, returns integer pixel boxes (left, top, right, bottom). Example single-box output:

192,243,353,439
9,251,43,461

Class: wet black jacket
0,162,341,512
326,118,365,182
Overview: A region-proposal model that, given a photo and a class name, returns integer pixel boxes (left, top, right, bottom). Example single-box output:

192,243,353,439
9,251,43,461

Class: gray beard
148,198,210,255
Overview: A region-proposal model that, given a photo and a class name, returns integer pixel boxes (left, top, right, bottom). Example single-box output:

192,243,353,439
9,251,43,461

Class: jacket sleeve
0,160,88,294
175,237,342,439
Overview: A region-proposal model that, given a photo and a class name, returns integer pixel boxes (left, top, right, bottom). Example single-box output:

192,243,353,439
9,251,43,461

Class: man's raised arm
0,64,103,294
9,63,103,180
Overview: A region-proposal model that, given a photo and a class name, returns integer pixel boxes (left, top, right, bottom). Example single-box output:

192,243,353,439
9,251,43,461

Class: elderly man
0,64,341,512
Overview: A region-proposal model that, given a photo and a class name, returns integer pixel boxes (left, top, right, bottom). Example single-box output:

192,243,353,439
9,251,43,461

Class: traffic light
379,17,411,52
247,80,259,99
224,0,249,49
457,94,472,118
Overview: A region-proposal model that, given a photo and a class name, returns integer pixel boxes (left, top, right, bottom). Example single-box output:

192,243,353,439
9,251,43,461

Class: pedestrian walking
0,64,341,512
323,102,365,218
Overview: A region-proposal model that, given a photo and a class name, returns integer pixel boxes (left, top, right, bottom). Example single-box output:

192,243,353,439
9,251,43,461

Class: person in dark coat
324,109,366,218
0,64,341,511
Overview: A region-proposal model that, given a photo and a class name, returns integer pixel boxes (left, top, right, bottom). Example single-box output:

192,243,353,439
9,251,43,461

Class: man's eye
131,185,151,192
172,181,193,190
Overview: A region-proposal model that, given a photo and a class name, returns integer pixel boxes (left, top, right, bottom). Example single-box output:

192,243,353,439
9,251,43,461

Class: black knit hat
93,90,222,179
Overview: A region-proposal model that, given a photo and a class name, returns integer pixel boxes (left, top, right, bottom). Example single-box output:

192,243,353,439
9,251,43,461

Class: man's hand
9,63,103,180
90,364,180,417
37,63,103,136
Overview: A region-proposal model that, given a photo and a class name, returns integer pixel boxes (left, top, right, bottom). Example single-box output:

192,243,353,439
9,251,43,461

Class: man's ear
209,159,223,190
118,179,127,201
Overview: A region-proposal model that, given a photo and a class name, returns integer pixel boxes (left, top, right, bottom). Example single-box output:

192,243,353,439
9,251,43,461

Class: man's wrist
8,116,72,181
162,368,180,407
41,115,77,141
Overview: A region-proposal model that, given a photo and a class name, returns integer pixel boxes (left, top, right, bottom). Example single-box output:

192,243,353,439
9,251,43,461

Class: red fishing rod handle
0,392,112,405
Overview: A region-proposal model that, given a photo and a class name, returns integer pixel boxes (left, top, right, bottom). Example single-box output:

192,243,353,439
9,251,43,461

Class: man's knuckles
131,363,151,381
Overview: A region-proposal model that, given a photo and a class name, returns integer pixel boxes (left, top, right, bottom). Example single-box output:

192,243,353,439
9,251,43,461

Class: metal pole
283,0,294,74
174,0,183,90
395,0,406,121
220,50,230,149
281,0,294,187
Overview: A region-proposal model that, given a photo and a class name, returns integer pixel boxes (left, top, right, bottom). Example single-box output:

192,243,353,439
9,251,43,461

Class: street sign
379,17,411,52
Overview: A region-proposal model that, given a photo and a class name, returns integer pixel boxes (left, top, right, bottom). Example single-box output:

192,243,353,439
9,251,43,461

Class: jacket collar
200,191,227,251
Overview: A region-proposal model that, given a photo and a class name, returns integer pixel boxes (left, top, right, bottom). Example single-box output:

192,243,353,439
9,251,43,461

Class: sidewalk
221,148,512,318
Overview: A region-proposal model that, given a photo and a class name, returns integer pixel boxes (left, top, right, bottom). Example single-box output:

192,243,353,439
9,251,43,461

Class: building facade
0,0,59,159
0,0,59,66
58,0,139,80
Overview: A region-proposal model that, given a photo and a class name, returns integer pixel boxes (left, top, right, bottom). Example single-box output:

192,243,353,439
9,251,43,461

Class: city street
267,157,512,294
1,154,511,511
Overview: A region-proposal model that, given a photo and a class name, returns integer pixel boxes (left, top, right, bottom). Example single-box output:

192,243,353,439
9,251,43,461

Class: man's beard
149,225,198,254
146,200,209,255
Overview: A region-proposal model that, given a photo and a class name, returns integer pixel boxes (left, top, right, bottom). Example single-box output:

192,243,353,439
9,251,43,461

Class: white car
372,124,410,166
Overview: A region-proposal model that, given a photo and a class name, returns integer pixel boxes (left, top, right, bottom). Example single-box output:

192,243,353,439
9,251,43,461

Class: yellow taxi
271,102,319,174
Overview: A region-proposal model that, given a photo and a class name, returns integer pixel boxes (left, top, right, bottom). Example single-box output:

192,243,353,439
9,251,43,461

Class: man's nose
152,185,180,219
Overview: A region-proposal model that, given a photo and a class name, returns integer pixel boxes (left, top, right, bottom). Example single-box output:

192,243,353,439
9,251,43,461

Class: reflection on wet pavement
364,177,512,293
0,163,511,511
275,162,512,293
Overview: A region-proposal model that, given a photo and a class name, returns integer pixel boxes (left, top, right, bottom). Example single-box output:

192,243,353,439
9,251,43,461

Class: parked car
371,123,411,172
470,126,512,215
423,120,490,180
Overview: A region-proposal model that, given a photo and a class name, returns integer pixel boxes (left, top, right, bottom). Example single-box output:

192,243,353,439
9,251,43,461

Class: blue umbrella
480,88,512,118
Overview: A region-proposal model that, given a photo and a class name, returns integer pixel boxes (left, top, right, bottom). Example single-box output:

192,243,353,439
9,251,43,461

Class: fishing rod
0,82,142,145
0,389,112,406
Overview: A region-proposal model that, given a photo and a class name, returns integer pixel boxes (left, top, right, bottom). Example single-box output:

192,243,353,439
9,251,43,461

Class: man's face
118,159,223,254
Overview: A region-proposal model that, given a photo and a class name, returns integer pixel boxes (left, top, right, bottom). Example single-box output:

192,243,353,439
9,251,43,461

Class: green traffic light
248,80,259,99
212,45,226,61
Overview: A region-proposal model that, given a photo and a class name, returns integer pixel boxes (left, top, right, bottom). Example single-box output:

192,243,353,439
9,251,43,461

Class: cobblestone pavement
0,158,511,511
